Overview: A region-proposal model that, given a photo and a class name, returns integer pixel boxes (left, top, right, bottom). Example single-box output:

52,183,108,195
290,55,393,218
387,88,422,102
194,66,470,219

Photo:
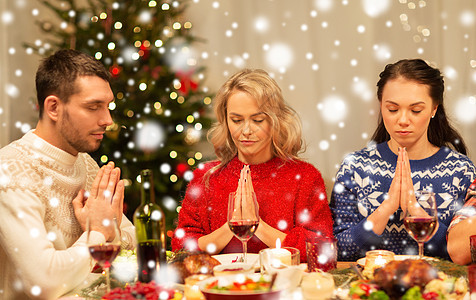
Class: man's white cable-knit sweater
0,131,136,299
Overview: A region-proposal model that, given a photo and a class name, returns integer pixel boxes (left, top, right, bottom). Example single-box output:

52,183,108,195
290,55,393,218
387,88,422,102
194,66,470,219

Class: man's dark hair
35,49,111,118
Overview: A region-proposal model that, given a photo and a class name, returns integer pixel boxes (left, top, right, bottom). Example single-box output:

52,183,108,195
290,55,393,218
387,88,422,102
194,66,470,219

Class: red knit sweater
171,156,334,262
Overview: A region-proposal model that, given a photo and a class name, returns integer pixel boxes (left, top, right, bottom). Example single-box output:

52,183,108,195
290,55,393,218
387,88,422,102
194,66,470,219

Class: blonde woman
172,69,333,262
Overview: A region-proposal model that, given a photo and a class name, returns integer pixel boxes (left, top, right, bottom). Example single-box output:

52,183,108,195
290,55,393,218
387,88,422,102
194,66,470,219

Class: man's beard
59,109,102,153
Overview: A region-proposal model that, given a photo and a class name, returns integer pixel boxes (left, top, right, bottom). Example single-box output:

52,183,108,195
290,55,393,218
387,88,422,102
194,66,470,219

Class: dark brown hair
35,49,111,118
371,59,467,155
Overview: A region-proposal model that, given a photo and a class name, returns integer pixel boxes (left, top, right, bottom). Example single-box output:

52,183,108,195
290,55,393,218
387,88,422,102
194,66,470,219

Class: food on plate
349,259,467,299
204,275,271,292
373,259,438,298
101,281,182,299
213,263,254,276
168,251,221,283
349,280,389,299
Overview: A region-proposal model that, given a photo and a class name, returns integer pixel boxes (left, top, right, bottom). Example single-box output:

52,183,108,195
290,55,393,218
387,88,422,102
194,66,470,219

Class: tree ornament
176,163,189,177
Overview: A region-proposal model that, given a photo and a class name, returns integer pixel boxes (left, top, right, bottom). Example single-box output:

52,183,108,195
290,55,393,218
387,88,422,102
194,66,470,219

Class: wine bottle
133,169,166,283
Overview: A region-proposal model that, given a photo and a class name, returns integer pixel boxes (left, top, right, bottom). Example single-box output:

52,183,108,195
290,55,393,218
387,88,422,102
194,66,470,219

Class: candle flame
374,255,387,266
275,238,281,249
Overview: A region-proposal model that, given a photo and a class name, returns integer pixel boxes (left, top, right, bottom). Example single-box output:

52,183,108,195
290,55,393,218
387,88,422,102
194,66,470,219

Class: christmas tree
24,0,213,239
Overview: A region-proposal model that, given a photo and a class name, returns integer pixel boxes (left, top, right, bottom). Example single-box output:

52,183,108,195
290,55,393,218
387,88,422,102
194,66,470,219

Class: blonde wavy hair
206,69,303,178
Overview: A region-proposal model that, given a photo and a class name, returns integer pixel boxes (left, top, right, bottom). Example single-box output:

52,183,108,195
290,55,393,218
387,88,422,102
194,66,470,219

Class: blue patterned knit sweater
330,142,476,261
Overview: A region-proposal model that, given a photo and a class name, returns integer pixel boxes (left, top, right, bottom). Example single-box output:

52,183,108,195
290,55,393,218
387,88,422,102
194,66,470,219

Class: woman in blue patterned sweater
330,59,476,261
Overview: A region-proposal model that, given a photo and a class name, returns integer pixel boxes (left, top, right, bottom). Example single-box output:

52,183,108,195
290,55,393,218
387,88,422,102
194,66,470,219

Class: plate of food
199,273,281,300
212,253,260,268
347,259,467,299
357,254,438,267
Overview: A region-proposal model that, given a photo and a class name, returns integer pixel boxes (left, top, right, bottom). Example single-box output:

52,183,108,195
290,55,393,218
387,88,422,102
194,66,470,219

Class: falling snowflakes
362,0,391,18
135,121,165,151
1,11,14,24
277,220,288,230
460,10,475,27
30,286,41,297
175,228,185,239
313,0,333,12
363,220,374,231
206,243,217,253
454,96,476,123
264,43,294,72
5,84,19,98
317,95,348,124
373,44,392,61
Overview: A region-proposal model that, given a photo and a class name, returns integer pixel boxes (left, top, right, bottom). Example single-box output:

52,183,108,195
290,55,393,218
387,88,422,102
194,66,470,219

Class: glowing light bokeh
264,42,294,71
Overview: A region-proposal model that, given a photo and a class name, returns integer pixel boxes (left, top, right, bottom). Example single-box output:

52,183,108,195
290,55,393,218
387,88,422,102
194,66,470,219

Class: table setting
59,185,475,300
60,246,471,300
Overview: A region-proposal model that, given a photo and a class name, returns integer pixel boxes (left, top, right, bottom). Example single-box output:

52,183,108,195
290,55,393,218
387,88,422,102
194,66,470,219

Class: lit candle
184,274,209,300
363,250,395,278
374,255,387,267
301,272,335,300
270,238,292,267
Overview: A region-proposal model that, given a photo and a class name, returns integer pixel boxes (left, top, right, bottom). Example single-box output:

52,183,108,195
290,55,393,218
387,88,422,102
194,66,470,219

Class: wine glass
228,191,259,263
403,190,438,259
87,217,121,293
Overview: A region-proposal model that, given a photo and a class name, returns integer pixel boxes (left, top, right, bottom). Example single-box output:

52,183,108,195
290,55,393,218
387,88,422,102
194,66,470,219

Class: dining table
58,257,469,299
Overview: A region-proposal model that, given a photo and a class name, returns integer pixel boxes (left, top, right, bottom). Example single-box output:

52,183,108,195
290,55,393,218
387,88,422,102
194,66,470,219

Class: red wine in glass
87,218,121,293
403,217,437,243
89,244,121,269
228,191,259,263
229,220,259,240
403,190,438,259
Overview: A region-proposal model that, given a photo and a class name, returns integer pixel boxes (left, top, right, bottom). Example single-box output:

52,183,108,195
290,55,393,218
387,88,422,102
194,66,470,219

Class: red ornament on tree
176,70,198,95
140,42,151,60
109,65,122,77
176,163,189,177
143,65,162,80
